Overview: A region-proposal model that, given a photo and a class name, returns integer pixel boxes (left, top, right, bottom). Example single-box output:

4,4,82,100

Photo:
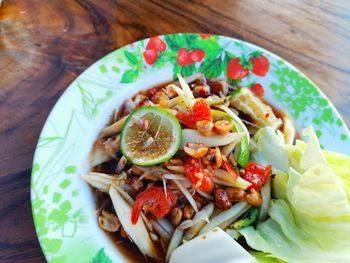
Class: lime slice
211,109,249,168
120,106,182,166
211,110,234,122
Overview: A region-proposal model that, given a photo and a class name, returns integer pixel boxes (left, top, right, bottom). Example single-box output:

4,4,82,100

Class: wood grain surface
0,0,349,262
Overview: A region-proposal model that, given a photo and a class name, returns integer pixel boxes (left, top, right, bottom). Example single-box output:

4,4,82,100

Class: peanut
214,120,234,134
169,207,183,226
184,143,209,158
196,120,214,136
246,189,262,207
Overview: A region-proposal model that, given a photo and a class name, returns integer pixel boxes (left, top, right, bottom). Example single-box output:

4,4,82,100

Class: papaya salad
82,74,350,263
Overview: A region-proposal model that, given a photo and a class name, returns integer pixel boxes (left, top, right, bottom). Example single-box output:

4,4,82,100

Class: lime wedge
120,106,182,166
211,109,249,168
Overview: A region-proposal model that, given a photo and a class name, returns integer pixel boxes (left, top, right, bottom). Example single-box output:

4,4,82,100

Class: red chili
131,186,177,224
147,87,158,97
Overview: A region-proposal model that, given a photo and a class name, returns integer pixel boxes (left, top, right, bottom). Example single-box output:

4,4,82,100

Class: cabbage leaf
242,127,350,263
252,127,289,173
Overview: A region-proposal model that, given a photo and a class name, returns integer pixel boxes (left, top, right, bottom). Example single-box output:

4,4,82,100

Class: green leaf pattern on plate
32,80,118,261
91,248,112,263
270,63,347,141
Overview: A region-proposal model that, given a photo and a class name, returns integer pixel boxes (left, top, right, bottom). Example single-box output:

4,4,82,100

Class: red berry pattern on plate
199,33,213,39
146,36,167,52
190,49,205,62
177,48,195,66
227,57,250,80
249,51,270,76
250,83,265,97
143,49,158,65
123,34,271,85
143,37,167,65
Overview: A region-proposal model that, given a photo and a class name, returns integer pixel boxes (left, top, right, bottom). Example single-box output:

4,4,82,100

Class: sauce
261,97,301,140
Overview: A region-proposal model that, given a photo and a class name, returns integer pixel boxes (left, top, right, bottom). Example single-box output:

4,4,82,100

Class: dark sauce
90,78,300,262
260,97,301,140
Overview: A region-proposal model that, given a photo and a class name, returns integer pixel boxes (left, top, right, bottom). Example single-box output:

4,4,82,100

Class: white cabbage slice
170,227,256,263
252,127,289,172
181,129,244,148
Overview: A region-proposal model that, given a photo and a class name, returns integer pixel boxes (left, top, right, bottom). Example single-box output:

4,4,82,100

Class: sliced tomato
131,186,177,224
176,112,196,128
221,160,238,181
176,100,211,128
184,158,214,192
147,87,158,97
242,162,272,191
193,99,211,120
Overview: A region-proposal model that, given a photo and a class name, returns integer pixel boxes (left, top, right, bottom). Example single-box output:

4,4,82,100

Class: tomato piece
147,87,158,97
201,169,214,192
242,162,272,191
184,158,214,192
176,100,211,128
207,80,224,95
131,186,177,224
221,160,238,180
193,99,211,120
176,111,196,128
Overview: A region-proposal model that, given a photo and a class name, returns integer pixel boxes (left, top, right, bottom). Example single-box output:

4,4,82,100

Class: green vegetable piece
229,88,243,98
235,135,249,168
231,207,259,230
211,109,249,167
231,116,249,168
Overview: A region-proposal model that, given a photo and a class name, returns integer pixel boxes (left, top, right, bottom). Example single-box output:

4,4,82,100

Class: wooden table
0,0,349,262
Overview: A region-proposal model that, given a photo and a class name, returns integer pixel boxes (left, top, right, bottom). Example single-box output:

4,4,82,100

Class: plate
31,33,350,262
